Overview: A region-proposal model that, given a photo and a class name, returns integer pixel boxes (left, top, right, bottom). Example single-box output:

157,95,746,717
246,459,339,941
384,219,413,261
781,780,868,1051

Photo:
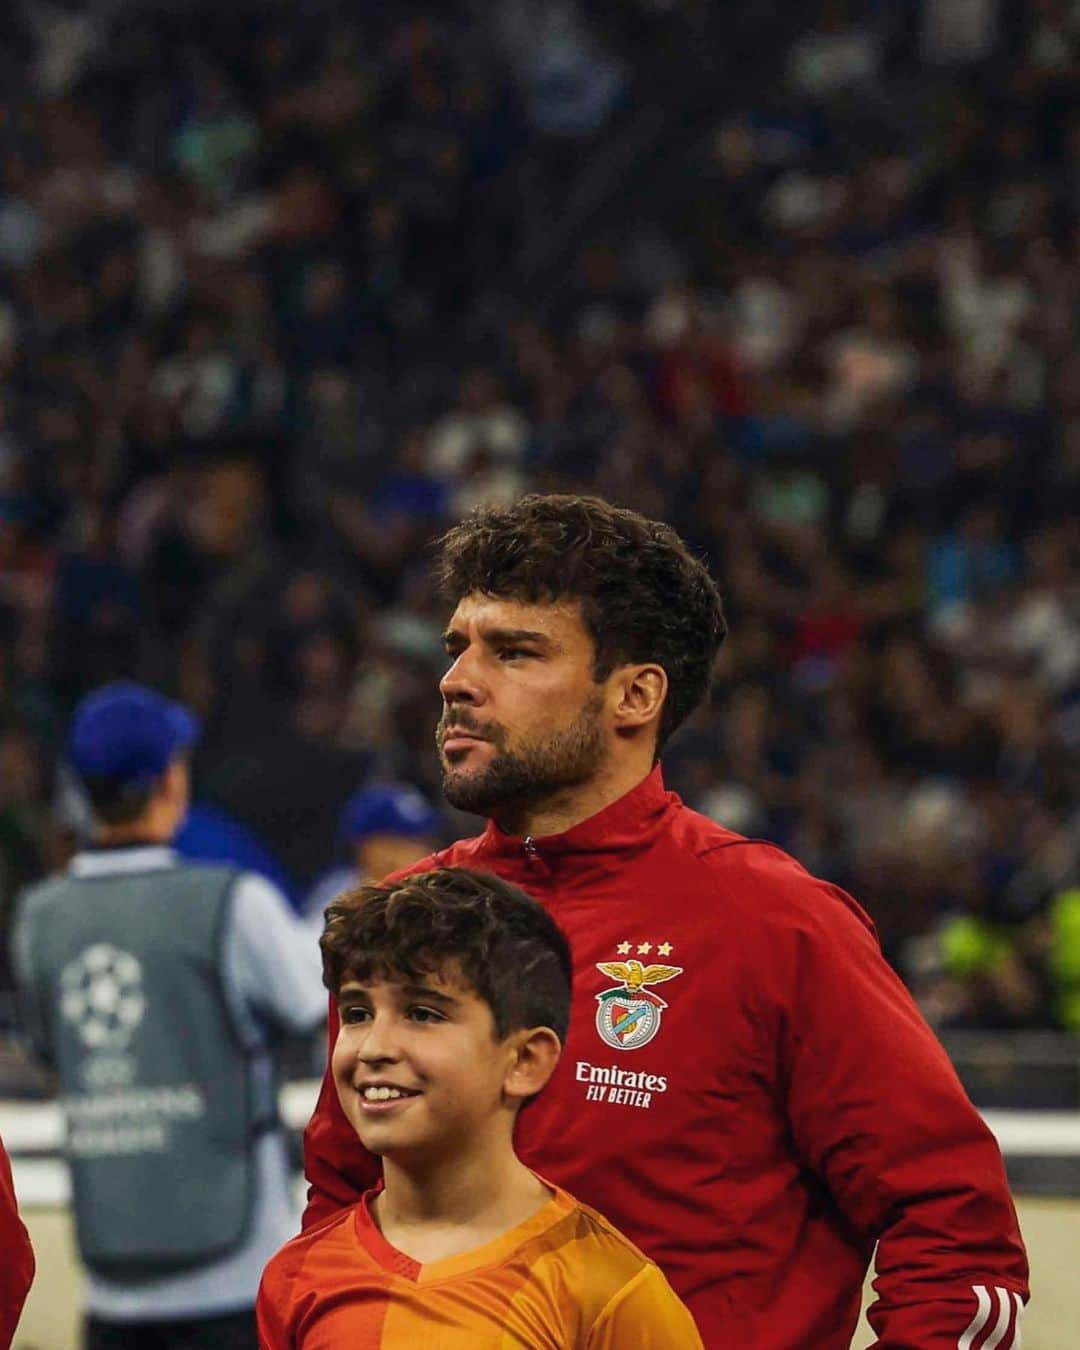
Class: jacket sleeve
301,996,381,1230
587,1264,704,1350
0,1136,34,1350
764,857,1029,1349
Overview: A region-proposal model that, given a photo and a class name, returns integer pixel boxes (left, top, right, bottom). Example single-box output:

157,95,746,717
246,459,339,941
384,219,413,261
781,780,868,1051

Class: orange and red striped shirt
257,1182,701,1348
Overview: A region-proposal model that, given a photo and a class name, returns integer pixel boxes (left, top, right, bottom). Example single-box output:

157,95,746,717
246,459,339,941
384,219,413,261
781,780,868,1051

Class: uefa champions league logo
60,943,146,1052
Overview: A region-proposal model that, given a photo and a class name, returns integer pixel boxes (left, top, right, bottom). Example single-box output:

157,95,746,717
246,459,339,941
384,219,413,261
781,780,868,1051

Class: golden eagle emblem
593,958,684,1051
595,960,683,992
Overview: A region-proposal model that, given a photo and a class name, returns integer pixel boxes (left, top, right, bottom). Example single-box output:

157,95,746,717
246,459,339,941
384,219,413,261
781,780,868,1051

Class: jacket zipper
522,836,539,861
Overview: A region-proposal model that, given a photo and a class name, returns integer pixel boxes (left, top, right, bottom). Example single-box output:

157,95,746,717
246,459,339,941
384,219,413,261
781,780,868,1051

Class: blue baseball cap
68,682,201,785
340,783,439,843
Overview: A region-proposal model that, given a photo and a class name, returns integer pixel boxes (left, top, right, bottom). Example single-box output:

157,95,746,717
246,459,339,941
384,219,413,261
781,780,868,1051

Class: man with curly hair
304,493,1028,1349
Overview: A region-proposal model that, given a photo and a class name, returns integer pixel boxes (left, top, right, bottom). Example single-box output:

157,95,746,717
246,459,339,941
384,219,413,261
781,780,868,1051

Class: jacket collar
474,764,677,862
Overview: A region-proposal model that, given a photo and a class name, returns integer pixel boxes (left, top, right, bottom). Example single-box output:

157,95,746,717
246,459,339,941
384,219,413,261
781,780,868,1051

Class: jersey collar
475,764,676,861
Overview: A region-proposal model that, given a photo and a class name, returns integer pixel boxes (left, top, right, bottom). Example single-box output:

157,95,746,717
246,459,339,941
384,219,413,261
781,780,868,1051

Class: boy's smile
355,1080,423,1112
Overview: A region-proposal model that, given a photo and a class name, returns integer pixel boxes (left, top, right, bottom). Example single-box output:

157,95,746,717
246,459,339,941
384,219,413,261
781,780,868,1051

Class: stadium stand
0,0,1075,1034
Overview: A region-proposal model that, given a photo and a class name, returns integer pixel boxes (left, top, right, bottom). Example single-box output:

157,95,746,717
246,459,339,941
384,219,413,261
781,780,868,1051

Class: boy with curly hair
258,867,701,1348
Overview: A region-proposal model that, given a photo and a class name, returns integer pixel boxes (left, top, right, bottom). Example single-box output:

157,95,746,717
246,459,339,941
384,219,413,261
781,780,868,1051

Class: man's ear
155,758,192,830
610,663,668,737
503,1027,562,1106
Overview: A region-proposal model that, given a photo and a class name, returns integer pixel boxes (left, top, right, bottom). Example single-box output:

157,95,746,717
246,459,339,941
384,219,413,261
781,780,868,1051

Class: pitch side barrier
3,1082,1080,1206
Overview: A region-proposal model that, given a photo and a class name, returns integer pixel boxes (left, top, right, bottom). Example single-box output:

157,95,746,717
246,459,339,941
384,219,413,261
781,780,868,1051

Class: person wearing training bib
14,682,326,1350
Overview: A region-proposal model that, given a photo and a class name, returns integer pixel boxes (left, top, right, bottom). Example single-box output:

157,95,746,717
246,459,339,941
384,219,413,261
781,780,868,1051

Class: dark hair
321,867,573,1042
81,776,155,826
436,494,726,750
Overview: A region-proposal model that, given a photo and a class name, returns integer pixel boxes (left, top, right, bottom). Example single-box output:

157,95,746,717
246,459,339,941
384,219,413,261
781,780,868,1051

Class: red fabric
655,340,750,421
790,609,863,663
0,1136,34,1349
303,767,1029,1349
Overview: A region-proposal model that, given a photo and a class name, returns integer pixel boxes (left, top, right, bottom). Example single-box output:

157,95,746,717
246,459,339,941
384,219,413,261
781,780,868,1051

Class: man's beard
436,694,606,819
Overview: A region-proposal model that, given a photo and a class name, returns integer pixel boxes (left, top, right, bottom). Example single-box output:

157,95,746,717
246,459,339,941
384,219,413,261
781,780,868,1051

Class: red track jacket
1,1134,34,1350
303,768,1029,1348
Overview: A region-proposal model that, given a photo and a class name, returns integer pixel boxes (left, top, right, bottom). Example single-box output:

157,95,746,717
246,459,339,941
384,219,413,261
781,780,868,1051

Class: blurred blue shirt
176,803,299,909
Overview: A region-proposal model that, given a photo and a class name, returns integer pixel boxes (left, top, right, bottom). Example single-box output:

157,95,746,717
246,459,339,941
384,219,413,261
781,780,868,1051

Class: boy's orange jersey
257,1182,701,1348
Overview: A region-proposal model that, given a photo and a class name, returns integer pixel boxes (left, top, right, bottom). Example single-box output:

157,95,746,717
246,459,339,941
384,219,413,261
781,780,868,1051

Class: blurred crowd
0,0,1078,1036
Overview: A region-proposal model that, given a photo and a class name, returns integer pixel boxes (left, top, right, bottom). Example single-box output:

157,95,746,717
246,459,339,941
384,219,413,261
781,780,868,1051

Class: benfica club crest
594,959,683,1051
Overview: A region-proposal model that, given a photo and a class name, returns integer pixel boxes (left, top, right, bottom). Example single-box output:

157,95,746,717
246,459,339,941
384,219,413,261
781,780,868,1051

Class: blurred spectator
303,781,441,920
175,802,299,908
0,725,52,990
928,499,1023,624
426,368,528,482
13,682,325,1345
1042,887,1080,1032
497,1,625,137
787,2,882,99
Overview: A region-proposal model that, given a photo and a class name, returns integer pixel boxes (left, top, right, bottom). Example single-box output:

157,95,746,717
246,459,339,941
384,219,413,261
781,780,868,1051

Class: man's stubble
436,692,606,818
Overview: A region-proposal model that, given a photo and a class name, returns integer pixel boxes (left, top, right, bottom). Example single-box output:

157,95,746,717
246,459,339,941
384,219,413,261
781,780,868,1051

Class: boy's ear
503,1027,562,1106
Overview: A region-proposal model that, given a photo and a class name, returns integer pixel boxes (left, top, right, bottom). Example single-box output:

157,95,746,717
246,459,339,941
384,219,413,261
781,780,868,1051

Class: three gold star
613,940,675,957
